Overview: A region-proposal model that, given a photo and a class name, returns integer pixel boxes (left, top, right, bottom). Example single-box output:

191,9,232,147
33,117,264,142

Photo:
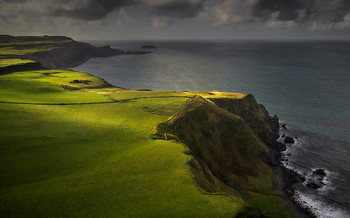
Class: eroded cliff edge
154,94,305,217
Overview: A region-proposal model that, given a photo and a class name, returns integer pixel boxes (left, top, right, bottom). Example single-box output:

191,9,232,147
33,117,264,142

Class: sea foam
294,190,350,218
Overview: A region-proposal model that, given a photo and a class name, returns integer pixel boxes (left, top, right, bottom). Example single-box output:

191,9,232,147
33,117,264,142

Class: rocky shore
271,148,316,218
272,126,318,218
155,94,315,217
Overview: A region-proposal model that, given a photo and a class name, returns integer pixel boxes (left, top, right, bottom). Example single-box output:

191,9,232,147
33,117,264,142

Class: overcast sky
1,0,350,40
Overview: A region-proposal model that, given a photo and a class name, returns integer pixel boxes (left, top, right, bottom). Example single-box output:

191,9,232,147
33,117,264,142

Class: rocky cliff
156,95,272,190
209,94,280,148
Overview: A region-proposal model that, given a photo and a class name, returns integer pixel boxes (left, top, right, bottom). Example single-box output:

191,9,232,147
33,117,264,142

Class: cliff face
209,94,279,148
157,95,271,188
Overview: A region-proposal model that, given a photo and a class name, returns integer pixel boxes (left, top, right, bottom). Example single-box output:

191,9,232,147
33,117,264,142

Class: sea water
73,40,350,217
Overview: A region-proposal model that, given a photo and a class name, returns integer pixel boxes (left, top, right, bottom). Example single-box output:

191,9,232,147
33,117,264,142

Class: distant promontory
0,35,150,69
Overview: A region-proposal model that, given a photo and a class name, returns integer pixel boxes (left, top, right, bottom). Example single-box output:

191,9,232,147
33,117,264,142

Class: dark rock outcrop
276,142,287,151
314,168,326,176
209,94,280,148
284,136,295,144
142,45,157,49
306,181,322,189
306,168,327,190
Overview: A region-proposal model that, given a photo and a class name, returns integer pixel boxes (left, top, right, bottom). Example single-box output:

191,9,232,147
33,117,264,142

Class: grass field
0,58,293,217
0,59,35,68
0,39,72,47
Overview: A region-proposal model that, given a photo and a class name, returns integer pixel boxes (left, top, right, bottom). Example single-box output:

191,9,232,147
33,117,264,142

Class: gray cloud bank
149,0,350,28
1,0,350,37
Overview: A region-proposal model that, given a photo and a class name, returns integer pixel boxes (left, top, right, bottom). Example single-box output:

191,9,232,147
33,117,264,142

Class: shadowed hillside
156,95,272,190
209,95,280,148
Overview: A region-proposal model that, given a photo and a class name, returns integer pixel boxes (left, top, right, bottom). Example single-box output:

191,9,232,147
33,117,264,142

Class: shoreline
68,58,314,218
1,36,315,217
271,146,316,218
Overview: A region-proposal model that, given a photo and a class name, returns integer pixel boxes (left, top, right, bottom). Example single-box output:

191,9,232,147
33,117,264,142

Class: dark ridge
0,62,47,75
0,35,150,69
25,40,125,69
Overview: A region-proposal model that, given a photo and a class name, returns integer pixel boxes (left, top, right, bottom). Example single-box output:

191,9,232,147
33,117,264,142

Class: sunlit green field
0,39,72,47
0,59,35,68
0,46,58,55
0,59,292,217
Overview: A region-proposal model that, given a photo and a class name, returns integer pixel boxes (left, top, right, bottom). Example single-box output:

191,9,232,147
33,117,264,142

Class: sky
1,0,350,40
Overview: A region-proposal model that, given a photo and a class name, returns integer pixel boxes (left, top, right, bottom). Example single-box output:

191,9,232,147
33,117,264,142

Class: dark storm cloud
0,0,139,20
252,0,304,21
3,0,25,3
252,0,350,23
147,0,350,27
1,0,350,30
51,0,139,20
151,0,206,18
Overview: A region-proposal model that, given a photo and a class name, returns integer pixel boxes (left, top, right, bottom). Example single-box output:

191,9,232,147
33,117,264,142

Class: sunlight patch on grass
0,59,35,68
0,46,57,55
0,40,72,47
0,98,243,217
0,61,290,217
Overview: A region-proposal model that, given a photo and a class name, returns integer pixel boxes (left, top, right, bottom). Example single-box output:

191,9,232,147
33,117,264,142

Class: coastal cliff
155,94,311,217
0,35,148,69
0,36,297,217
156,96,271,189
209,94,279,148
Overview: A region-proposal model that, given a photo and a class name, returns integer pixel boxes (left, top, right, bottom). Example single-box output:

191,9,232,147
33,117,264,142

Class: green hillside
0,41,293,217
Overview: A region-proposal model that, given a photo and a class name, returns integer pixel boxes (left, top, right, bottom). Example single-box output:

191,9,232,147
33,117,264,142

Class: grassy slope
0,46,59,55
0,38,72,56
0,58,292,217
0,59,35,68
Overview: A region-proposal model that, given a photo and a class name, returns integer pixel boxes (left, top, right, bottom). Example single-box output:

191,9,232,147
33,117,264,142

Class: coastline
271,146,316,218
56,53,314,218
1,36,314,217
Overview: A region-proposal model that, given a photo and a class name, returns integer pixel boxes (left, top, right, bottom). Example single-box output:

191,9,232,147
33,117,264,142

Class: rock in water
142,45,157,49
284,136,295,144
276,142,287,151
306,168,327,190
306,181,322,189
314,168,327,176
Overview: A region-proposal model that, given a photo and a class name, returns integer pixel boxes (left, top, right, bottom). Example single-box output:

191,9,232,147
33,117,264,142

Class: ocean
73,40,350,218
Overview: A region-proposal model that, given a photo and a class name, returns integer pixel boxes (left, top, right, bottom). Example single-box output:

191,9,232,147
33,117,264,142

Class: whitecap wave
294,190,350,218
